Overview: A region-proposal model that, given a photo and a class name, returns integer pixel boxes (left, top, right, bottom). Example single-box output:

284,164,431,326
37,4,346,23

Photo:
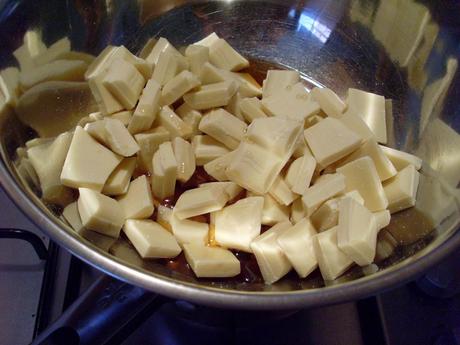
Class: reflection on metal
288,9,332,43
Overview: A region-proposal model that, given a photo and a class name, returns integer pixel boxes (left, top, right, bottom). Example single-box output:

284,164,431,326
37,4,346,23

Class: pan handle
31,274,169,345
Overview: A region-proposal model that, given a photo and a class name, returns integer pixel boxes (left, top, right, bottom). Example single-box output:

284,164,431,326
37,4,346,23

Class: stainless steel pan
1,0,460,312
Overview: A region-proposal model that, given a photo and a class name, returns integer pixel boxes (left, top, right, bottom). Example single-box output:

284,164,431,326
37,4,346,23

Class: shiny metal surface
0,0,459,309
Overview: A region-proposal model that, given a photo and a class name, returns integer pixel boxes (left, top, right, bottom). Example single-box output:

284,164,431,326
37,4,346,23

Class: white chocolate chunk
290,198,306,224
337,157,388,212
194,32,220,47
225,71,262,98
13,31,46,72
208,38,249,71
313,226,353,281
117,175,154,219
20,59,87,90
61,127,122,191
162,70,201,106
145,38,180,65
156,205,173,232
337,198,377,266
245,117,303,159
262,70,300,99
183,243,240,278
239,97,267,122
170,212,209,245
213,196,264,252
224,92,246,121
304,117,362,167
27,132,73,205
292,135,314,159
337,140,397,181
199,62,227,85
172,137,196,183
152,50,188,86
77,188,124,238
373,210,391,231
310,87,346,118
226,142,284,194
88,72,124,115
269,176,298,206
345,88,387,144
128,79,161,134
151,142,177,200
379,145,422,171
158,106,193,139
34,37,71,66
247,191,290,226
174,186,228,220
304,114,324,129
123,220,181,258
108,111,132,126
338,112,375,143
183,80,238,110
104,118,140,157
134,126,170,173
199,182,243,201
277,218,318,278
203,151,236,181
103,59,145,110
192,135,230,165
302,173,346,216
84,120,107,142
102,157,136,196
285,155,317,195
262,83,320,121
176,103,203,138
383,165,420,214
0,67,20,107
185,44,209,75
199,108,247,149
250,221,293,284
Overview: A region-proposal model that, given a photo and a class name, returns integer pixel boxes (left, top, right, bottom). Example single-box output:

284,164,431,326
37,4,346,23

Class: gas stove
0,186,459,345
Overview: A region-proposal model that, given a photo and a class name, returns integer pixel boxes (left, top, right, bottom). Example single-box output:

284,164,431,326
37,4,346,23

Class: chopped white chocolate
337,198,377,266
383,165,420,213
20,59,87,90
84,120,107,143
337,157,388,212
104,118,140,157
313,226,353,281
208,38,249,71
174,186,228,220
151,142,177,200
170,212,209,245
226,72,262,98
123,220,181,258
156,205,173,232
194,32,220,47
199,62,227,84
225,92,245,121
250,221,293,284
292,135,314,159
183,243,240,278
199,108,247,149
34,37,71,66
128,79,161,134
203,151,235,181
262,70,300,99
379,145,422,171
302,173,346,216
285,155,317,195
277,218,317,278
245,117,303,159
345,88,387,144
103,59,145,110
13,31,46,72
213,196,264,252
152,50,188,86
0,67,20,107
304,117,362,167
77,188,124,238
192,135,231,165
158,106,193,139
185,44,209,75
199,182,243,201
247,191,290,226
176,103,203,138
262,83,320,121
61,127,122,191
304,114,324,129
27,132,73,205
290,198,306,224
183,80,238,110
108,111,132,126
172,137,196,183
310,191,365,232
338,112,375,143
102,157,137,196
373,210,391,231
269,176,298,206
226,142,284,194
339,140,397,181
239,97,268,122
162,70,201,106
117,175,154,219
145,38,180,65
310,87,346,118
134,126,170,173
88,72,124,115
